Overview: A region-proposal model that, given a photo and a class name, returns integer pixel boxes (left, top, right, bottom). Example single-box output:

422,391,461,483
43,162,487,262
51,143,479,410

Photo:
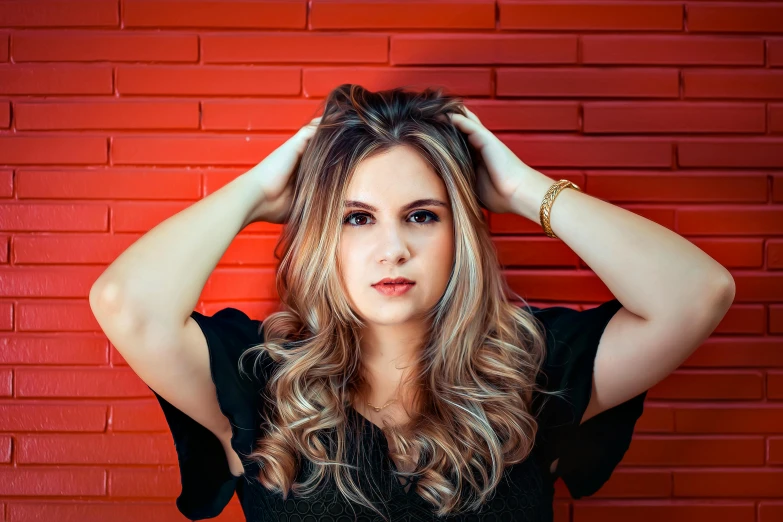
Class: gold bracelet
540,179,582,239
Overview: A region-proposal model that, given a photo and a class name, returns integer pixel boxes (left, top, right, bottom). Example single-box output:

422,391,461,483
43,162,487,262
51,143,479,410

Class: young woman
90,84,735,521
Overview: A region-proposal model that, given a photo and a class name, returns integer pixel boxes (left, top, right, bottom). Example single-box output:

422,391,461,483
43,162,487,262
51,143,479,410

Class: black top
148,299,647,521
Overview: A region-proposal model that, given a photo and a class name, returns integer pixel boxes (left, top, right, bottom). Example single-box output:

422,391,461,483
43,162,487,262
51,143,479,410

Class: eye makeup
342,210,440,227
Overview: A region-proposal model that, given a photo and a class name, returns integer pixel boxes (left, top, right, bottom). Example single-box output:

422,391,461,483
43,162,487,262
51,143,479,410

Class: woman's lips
372,282,415,297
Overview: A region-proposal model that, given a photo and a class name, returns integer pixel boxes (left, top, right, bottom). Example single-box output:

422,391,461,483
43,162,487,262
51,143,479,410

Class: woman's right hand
245,115,322,225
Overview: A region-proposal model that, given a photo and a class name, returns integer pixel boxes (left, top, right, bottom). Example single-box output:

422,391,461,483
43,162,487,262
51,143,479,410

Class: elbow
89,279,127,316
715,269,736,312
723,270,737,302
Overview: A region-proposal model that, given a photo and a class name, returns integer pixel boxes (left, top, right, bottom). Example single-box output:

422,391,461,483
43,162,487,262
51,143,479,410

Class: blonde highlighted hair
239,84,559,520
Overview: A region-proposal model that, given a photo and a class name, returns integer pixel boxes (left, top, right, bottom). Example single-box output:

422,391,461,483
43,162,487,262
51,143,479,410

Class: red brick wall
1,1,782,521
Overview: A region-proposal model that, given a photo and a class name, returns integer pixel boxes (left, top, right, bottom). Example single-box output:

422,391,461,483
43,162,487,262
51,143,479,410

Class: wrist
510,169,555,223
235,168,269,227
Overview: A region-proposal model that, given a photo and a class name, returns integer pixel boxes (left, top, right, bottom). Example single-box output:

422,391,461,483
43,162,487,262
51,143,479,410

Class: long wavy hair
239,84,560,520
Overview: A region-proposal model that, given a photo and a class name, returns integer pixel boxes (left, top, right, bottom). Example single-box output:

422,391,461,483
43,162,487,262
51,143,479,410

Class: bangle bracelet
540,179,582,239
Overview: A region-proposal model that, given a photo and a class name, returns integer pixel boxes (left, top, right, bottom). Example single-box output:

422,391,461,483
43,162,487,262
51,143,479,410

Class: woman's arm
87,167,270,469
514,171,735,322
514,169,735,422
89,116,321,337
89,168,266,343
446,106,734,422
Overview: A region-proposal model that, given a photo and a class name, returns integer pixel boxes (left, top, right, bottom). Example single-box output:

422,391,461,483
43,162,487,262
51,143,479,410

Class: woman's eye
343,210,439,227
410,210,438,224
343,213,370,226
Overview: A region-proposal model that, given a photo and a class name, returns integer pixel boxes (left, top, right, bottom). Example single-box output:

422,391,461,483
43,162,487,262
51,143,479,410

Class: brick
625,436,764,465
202,32,387,64
123,0,305,28
768,371,783,399
584,102,765,134
684,69,783,99
0,234,9,262
0,333,107,363
304,67,492,97
111,401,171,432
116,65,300,96
683,338,783,368
675,406,783,433
677,208,783,235
17,301,108,332
15,101,199,130
0,32,8,61
769,39,783,66
0,233,9,261
0,403,106,431
497,68,679,98
312,0,495,29
109,201,191,233
12,31,197,62
16,368,153,398
201,268,278,301
727,273,783,303
391,34,577,65
587,172,766,203
637,405,675,433
774,305,783,333
760,504,783,522
0,101,9,128
112,134,285,166
17,433,176,464
460,101,579,131
0,369,11,396
0,435,9,462
583,35,763,65
576,503,754,522
648,370,763,400
0,65,112,95
0,468,105,496
0,268,103,299
770,104,783,132
770,438,783,463
503,136,672,168
9,503,246,520
0,136,107,165
770,240,783,268
674,469,783,497
18,169,199,199
0,302,11,330
0,0,118,27
202,99,327,131
570,469,671,498
499,1,682,30
688,4,783,33
678,139,783,168
109,467,180,497
13,233,135,265
505,272,634,303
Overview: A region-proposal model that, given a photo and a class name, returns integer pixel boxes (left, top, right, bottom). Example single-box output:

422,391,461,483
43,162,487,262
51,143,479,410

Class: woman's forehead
346,148,447,206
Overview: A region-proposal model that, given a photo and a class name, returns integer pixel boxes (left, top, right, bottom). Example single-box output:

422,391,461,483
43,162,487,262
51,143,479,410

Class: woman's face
338,145,455,326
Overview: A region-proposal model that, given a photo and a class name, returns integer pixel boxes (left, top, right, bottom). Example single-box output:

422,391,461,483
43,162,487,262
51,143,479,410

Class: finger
462,107,482,125
448,112,480,134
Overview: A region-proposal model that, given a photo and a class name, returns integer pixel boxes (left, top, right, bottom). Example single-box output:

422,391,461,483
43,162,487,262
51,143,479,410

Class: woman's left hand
446,107,544,216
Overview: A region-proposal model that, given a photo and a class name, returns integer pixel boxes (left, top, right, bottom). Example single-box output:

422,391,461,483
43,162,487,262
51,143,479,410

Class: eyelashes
342,210,440,228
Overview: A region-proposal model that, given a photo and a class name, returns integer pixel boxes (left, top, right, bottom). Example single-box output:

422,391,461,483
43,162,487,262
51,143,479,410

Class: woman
90,84,735,521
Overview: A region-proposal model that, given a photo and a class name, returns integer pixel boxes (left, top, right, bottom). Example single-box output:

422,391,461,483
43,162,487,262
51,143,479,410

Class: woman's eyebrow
343,199,448,213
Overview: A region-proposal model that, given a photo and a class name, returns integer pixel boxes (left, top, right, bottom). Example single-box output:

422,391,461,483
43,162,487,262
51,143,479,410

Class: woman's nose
377,224,410,263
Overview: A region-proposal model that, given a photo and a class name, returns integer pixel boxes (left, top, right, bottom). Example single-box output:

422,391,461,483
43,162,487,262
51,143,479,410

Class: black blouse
148,299,647,521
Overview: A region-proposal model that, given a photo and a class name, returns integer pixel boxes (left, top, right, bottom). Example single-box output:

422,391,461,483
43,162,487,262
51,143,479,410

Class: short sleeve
528,298,647,499
147,307,273,520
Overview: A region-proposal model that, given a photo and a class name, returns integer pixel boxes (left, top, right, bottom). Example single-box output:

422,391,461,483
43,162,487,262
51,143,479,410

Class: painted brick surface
0,1,778,520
